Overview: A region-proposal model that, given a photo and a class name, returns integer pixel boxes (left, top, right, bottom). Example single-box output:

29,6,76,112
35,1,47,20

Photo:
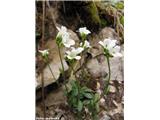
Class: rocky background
36,1,124,120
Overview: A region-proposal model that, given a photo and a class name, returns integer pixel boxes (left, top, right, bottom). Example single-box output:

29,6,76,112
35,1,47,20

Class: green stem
104,56,111,94
44,56,57,83
95,56,111,103
70,61,80,116
58,45,65,74
80,36,86,79
79,52,84,79
47,64,57,83
70,62,78,80
58,45,68,92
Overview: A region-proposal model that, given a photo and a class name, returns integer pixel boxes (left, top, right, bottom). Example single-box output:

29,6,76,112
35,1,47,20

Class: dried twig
41,1,46,119
46,1,57,29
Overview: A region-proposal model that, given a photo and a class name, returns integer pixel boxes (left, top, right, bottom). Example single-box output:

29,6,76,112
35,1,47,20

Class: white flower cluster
39,26,122,60
56,26,91,61
78,27,91,36
99,38,122,57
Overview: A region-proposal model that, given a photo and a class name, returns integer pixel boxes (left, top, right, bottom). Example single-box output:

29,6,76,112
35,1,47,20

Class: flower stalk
57,45,68,92
39,50,57,84
78,27,91,79
47,64,56,81
104,55,111,94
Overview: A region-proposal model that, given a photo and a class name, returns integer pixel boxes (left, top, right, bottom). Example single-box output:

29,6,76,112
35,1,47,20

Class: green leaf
77,100,83,112
95,103,100,112
36,32,40,37
84,93,93,99
79,93,84,99
115,2,124,9
81,87,93,93
72,98,77,108
104,86,110,95
72,86,78,96
120,16,124,26
83,100,90,105
94,93,100,102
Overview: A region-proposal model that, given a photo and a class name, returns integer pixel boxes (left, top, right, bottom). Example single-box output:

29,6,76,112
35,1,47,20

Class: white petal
56,26,60,31
99,41,105,47
80,42,82,46
64,43,70,48
114,46,120,52
84,41,91,48
61,26,67,32
70,47,75,51
81,41,91,48
78,27,91,35
65,51,71,55
75,56,81,60
113,52,122,57
107,40,116,49
38,49,49,56
103,38,111,46
68,39,75,46
38,50,43,53
75,47,84,54
67,55,73,60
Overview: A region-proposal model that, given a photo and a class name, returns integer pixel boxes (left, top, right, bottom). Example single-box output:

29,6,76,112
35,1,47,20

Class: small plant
67,80,100,120
99,38,122,94
39,25,122,120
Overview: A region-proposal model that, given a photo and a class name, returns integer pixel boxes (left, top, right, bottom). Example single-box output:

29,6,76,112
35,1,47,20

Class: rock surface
36,39,68,89
86,55,123,81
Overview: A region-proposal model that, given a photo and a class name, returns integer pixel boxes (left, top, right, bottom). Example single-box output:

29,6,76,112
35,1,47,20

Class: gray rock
86,55,123,81
99,27,119,41
87,58,107,78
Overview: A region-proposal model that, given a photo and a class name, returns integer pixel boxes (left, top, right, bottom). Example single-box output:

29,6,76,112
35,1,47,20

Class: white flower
56,26,75,48
39,49,49,57
62,34,75,48
80,40,91,48
65,47,84,60
78,27,91,35
99,38,122,57
56,26,68,38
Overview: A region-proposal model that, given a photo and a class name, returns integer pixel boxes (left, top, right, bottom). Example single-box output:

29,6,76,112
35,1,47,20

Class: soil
36,80,123,120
